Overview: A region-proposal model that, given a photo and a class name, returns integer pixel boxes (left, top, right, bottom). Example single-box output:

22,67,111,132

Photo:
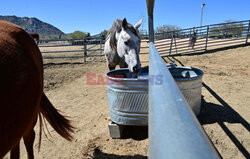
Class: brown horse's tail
39,93,74,143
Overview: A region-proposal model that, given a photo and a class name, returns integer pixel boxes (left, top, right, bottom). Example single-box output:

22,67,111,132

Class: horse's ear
115,18,121,28
122,18,128,30
134,19,143,29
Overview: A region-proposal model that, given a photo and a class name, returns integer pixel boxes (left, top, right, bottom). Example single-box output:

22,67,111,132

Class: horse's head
112,18,143,73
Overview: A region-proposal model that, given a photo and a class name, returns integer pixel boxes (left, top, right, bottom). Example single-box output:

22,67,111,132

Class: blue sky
1,0,250,35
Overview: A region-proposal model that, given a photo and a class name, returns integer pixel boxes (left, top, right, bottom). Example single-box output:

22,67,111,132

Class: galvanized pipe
205,26,209,51
148,42,220,159
148,16,154,43
147,0,155,43
84,39,87,62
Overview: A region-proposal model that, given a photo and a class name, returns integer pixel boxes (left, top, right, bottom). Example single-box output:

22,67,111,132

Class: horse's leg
23,118,37,159
23,129,35,159
22,128,35,159
10,142,20,159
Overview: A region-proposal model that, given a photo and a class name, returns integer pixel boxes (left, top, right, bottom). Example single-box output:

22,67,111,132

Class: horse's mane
107,18,140,53
30,33,39,39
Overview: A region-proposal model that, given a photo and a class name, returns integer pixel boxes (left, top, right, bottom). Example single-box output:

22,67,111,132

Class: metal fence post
169,32,174,55
147,0,155,43
173,31,178,54
100,40,102,55
84,39,87,62
246,20,250,44
205,26,209,51
148,15,154,43
100,34,104,54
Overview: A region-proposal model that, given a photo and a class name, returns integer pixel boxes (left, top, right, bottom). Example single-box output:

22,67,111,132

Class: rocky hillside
0,15,64,37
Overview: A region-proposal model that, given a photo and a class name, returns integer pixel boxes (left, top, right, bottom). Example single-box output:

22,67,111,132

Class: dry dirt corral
4,45,250,159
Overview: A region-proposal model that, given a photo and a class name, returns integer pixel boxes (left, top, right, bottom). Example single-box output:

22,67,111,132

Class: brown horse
0,21,74,158
30,33,40,45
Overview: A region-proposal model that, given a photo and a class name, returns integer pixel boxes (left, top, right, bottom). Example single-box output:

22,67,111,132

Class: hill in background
0,15,64,39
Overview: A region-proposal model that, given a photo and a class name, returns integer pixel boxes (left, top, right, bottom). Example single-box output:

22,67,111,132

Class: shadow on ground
198,83,250,158
162,55,249,158
92,148,147,159
121,126,148,140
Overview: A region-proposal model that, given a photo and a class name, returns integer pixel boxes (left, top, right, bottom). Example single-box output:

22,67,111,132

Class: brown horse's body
30,33,39,44
0,21,74,158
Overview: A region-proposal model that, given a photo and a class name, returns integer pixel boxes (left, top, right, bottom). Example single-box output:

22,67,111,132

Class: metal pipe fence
38,20,250,63
152,20,250,56
148,42,220,159
38,34,105,63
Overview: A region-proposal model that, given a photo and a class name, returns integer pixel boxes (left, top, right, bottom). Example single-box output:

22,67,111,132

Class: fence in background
38,34,105,63
38,20,250,63
148,42,220,159
153,20,250,57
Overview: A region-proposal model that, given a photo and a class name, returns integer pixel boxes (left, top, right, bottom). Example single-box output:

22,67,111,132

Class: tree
66,31,89,39
222,20,243,38
156,25,181,33
139,30,148,39
100,30,108,36
209,20,244,39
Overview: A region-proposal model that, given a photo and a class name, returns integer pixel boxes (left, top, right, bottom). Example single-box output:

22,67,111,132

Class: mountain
0,15,64,37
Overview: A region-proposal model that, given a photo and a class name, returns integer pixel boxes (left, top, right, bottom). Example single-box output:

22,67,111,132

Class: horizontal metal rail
159,46,206,56
149,43,220,159
155,43,171,48
161,48,205,57
41,50,84,54
207,40,246,48
84,54,104,57
43,55,83,59
87,49,104,56
155,39,172,44
39,44,74,48
39,42,103,47
157,42,206,52
207,37,246,44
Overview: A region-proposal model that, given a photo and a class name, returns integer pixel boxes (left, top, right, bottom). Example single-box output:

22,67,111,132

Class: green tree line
40,31,91,40
209,20,245,39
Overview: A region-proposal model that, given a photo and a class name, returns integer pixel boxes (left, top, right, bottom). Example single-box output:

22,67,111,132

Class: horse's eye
124,41,129,45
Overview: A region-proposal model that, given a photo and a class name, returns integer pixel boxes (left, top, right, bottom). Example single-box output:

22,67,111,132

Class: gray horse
104,18,143,73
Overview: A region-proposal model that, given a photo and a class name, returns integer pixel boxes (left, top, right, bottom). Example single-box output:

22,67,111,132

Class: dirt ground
4,45,250,159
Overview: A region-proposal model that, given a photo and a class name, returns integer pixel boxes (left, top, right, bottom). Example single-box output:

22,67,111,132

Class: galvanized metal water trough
106,66,204,126
106,69,148,126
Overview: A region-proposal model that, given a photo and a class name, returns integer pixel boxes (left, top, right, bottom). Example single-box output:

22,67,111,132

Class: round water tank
106,66,203,125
